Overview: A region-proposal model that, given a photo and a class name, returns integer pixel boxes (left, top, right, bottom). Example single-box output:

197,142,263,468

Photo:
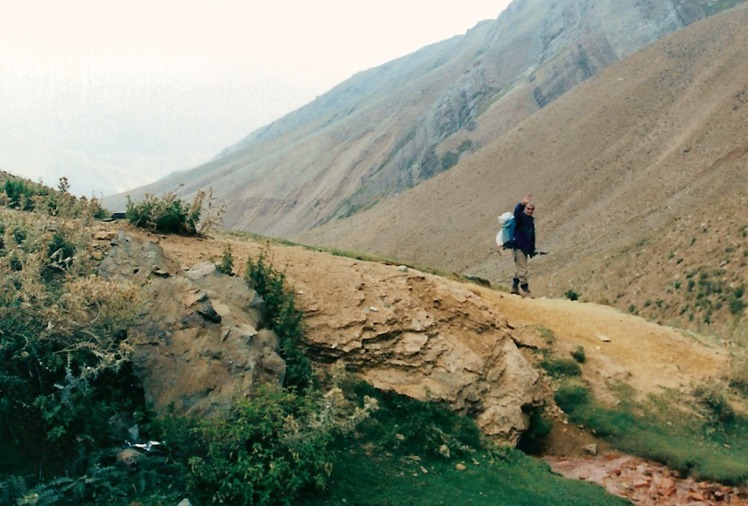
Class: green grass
562,390,748,485
302,381,627,506
308,447,629,506
541,357,582,378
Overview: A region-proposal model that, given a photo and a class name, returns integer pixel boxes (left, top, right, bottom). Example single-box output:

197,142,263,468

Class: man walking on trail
511,193,536,297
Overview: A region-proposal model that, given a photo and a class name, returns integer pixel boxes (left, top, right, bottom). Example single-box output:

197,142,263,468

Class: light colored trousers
513,249,528,285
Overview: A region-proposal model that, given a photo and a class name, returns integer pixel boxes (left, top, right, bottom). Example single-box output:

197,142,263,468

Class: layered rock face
292,261,544,443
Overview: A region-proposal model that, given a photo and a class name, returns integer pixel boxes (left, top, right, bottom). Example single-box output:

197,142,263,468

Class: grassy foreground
305,382,628,506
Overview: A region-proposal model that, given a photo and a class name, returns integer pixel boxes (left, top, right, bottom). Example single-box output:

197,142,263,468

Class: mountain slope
300,3,748,338
106,0,729,237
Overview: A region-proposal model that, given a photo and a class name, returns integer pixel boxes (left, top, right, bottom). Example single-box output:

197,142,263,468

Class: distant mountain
302,2,748,337
108,0,734,236
109,0,748,337
0,129,157,198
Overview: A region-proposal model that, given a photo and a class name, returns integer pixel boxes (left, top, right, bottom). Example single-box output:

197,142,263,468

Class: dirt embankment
108,224,744,505
145,226,727,406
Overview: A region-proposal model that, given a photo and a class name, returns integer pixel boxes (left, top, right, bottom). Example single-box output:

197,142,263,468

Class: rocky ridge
96,228,544,443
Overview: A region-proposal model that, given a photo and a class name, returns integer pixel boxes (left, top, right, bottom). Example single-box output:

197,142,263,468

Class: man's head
524,203,535,216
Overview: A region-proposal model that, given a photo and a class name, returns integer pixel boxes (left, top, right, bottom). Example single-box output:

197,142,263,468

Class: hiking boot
510,287,520,295
521,289,534,299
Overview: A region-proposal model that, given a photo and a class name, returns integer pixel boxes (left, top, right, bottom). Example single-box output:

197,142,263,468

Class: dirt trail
106,225,744,505
471,287,727,403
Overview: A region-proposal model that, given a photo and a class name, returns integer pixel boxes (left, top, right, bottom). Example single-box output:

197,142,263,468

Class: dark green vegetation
534,322,748,487
125,191,202,235
244,250,313,391
1,174,107,219
0,184,151,503
565,289,580,301
125,188,224,236
306,382,628,506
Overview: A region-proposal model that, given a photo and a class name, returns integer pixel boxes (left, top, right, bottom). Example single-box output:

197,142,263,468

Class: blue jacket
513,202,536,256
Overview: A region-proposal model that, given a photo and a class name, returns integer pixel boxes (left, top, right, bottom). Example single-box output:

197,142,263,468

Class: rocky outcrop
294,263,544,444
98,232,285,416
98,231,544,444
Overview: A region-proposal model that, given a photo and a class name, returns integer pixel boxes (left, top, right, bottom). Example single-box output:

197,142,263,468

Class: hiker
511,193,536,297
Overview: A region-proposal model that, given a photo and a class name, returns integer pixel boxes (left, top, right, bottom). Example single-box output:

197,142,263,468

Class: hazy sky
0,0,512,196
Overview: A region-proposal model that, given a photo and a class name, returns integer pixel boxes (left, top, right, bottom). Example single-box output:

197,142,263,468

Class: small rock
583,443,598,456
455,463,467,471
398,265,409,272
116,448,144,466
596,334,611,342
439,444,451,458
151,268,171,278
93,231,117,241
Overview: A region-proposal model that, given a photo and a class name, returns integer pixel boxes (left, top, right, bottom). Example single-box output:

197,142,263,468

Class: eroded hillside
300,4,748,342
106,0,731,239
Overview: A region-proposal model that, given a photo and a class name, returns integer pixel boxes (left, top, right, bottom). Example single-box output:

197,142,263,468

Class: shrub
42,230,76,281
126,192,200,235
2,178,44,211
554,379,590,414
216,243,234,275
565,289,579,301
162,375,377,506
729,297,746,316
177,389,333,505
1,175,107,219
126,188,223,236
728,349,748,396
541,357,582,378
0,210,144,481
692,381,735,426
735,285,746,299
245,250,312,390
571,345,586,363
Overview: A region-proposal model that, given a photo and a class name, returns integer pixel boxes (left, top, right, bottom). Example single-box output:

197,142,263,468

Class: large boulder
99,232,285,416
293,261,544,444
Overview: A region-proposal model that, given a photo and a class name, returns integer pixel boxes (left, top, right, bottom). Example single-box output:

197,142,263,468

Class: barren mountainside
107,0,748,342
301,3,748,340
108,0,734,236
